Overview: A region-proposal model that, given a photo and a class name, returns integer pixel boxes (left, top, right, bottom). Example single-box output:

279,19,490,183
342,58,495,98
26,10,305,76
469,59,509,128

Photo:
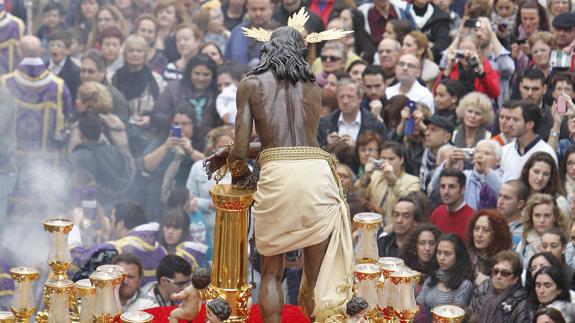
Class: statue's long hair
248,26,316,84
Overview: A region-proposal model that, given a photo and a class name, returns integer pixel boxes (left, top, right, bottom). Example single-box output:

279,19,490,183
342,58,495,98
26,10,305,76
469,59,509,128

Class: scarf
112,65,160,101
453,125,487,149
409,4,434,30
435,268,449,284
419,148,436,195
479,281,522,323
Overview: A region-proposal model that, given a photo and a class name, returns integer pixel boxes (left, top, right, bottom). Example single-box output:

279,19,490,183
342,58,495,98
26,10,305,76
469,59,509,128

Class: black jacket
407,4,452,64
377,231,399,258
57,57,81,101
317,108,387,148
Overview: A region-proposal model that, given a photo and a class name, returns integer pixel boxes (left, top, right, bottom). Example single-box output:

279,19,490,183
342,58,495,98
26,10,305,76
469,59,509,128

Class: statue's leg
259,253,285,323
302,237,330,317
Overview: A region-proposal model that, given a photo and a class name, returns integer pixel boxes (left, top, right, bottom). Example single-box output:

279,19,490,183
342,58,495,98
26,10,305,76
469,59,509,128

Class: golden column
207,184,255,322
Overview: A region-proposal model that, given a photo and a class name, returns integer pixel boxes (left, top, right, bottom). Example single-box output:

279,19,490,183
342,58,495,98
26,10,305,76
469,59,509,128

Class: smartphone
405,100,416,136
558,95,567,114
172,125,182,138
516,39,527,45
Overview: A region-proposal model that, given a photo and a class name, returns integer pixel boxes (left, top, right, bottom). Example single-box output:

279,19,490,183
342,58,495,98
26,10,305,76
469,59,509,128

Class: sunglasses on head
321,55,341,62
492,268,514,278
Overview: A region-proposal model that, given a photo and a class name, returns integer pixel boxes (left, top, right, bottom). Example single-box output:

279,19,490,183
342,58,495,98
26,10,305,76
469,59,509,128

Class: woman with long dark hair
153,54,220,152
400,223,442,296
533,307,568,323
340,8,376,64
519,152,570,219
417,234,474,318
560,146,575,205
528,267,575,322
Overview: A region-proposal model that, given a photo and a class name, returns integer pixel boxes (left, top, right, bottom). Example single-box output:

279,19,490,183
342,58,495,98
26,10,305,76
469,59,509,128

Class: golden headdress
242,7,352,43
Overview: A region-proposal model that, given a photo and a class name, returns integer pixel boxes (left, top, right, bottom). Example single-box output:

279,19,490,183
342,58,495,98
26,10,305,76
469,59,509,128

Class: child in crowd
47,29,81,100
37,1,66,59
491,0,517,44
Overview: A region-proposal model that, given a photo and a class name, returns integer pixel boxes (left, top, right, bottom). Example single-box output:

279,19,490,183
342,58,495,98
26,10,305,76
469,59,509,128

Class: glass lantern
353,213,382,264
377,257,405,321
0,311,15,323
431,305,465,323
120,311,154,323
43,219,74,280
353,263,380,314
390,269,421,323
9,267,40,322
89,270,123,323
75,279,96,323
45,279,74,323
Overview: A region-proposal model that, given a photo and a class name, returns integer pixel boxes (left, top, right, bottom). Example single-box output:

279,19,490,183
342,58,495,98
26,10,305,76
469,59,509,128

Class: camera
455,50,466,59
461,148,475,159
373,160,384,167
469,56,480,69
464,18,481,29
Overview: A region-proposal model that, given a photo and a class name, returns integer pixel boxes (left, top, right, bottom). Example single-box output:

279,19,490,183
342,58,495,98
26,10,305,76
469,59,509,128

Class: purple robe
71,223,208,286
0,11,24,75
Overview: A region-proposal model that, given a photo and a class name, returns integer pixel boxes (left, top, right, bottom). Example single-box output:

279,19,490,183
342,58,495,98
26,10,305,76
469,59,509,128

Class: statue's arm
228,77,257,163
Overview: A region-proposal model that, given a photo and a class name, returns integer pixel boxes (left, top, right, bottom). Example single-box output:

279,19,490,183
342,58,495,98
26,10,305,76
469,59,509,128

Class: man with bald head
0,35,73,212
385,53,435,112
0,0,25,74
377,38,401,84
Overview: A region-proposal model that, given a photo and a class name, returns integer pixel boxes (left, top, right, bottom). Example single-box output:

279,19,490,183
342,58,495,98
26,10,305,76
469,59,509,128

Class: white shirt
500,137,557,181
48,57,66,75
337,109,362,141
385,81,435,113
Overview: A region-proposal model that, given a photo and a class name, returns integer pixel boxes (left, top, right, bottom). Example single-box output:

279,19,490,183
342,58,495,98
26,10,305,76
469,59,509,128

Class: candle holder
96,264,126,312
75,279,96,323
89,270,123,323
43,219,74,281
389,269,421,323
431,305,465,323
353,213,382,264
44,279,74,323
120,311,153,323
353,264,380,317
9,267,40,323
0,311,15,323
377,257,405,322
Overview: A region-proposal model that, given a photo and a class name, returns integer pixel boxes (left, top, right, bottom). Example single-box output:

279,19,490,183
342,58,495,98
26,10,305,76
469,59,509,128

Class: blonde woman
452,92,494,148
69,81,129,154
401,31,440,86
516,193,566,268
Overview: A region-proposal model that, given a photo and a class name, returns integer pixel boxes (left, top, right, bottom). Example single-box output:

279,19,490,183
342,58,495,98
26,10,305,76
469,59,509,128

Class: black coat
317,108,387,148
407,4,452,64
57,57,81,101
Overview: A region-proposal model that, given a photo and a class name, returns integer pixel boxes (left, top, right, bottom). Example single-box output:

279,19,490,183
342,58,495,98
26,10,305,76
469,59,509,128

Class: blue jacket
224,21,262,65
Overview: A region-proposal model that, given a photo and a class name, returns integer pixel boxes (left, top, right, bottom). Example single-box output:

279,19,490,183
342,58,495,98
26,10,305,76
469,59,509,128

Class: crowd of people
0,0,575,321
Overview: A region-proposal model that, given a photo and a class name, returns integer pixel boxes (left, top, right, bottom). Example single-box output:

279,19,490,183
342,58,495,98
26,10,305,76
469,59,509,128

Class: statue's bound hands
236,162,260,191
204,146,230,179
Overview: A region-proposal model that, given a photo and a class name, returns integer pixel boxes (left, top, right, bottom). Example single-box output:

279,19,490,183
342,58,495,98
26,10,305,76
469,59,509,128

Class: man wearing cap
420,115,454,194
385,53,435,113
552,12,575,52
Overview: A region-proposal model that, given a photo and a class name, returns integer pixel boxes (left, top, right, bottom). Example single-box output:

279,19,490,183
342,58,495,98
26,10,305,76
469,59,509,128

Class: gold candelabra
44,279,75,323
207,184,255,322
43,219,74,281
89,270,124,323
74,279,96,323
0,311,15,323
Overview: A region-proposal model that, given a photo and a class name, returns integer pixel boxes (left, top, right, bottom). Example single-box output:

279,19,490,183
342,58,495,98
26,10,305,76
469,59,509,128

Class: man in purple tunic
0,35,73,211
0,0,25,75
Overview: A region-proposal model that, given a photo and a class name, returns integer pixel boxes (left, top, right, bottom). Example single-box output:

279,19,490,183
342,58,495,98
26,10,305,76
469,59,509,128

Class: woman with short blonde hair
69,81,129,154
452,92,494,148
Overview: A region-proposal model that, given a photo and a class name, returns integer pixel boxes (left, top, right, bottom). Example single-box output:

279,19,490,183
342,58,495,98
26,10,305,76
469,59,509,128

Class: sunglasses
321,55,342,62
492,268,514,278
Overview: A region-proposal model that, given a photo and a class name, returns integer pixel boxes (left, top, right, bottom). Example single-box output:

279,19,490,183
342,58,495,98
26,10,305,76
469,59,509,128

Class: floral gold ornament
242,7,352,43
9,267,40,323
389,269,421,323
44,280,75,323
89,270,124,322
43,218,74,281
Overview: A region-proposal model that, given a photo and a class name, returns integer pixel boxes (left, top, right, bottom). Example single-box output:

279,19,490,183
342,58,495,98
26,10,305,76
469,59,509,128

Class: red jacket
444,58,501,99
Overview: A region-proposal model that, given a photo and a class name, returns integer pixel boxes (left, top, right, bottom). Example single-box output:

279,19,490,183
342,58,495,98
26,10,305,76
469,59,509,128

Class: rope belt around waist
258,146,334,165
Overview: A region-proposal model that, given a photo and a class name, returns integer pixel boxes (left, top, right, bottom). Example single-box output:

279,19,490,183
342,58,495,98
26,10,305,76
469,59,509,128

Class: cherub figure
345,297,369,323
206,298,232,322
169,267,211,323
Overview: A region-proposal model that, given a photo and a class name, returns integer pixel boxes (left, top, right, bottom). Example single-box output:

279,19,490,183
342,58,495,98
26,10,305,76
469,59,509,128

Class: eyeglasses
163,277,191,287
398,61,419,70
321,55,342,62
492,268,514,278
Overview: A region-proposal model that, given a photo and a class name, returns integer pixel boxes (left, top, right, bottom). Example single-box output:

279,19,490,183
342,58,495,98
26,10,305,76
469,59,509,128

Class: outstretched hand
204,146,231,179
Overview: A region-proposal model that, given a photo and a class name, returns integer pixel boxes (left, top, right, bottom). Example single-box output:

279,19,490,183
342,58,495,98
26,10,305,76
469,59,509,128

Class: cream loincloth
254,146,353,320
